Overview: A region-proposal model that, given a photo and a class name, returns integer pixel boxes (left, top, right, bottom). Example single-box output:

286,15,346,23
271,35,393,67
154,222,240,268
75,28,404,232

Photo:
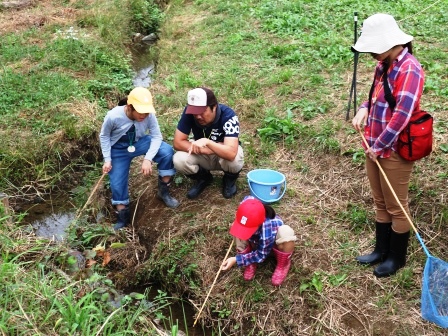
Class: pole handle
75,173,107,221
193,240,234,327
358,131,433,256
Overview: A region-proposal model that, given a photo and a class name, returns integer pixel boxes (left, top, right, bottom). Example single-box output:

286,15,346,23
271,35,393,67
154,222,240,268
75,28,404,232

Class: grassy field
137,1,448,334
1,0,448,335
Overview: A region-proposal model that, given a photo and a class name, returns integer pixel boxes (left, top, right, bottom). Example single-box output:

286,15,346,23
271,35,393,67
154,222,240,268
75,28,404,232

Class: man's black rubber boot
114,206,130,230
356,222,392,265
157,177,180,208
222,171,239,199
186,167,213,199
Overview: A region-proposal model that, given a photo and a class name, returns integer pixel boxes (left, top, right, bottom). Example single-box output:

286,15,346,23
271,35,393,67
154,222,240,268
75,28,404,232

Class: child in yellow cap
100,87,179,230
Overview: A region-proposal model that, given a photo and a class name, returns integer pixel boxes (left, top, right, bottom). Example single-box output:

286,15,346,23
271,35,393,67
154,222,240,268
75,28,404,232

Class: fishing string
397,0,443,23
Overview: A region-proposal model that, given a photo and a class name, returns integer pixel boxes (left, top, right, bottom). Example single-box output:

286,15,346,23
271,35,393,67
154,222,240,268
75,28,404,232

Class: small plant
313,120,341,153
393,267,414,289
288,99,328,121
376,291,394,308
440,144,448,153
353,149,366,163
338,203,371,233
328,273,348,287
251,284,268,302
300,271,324,293
300,271,348,294
213,306,232,319
257,109,303,144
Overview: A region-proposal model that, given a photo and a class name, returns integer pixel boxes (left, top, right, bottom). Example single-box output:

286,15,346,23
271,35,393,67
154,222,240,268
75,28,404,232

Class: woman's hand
366,148,378,162
221,257,237,271
352,107,368,132
102,162,112,174
141,159,153,176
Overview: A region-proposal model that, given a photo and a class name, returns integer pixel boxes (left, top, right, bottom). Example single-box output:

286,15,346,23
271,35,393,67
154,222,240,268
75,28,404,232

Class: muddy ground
103,145,447,335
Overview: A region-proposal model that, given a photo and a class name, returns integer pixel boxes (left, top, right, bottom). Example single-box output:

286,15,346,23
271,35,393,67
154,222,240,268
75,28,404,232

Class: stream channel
21,40,214,336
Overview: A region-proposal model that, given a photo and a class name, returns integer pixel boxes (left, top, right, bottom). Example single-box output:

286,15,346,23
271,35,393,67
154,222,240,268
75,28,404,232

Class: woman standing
352,14,425,277
100,87,179,230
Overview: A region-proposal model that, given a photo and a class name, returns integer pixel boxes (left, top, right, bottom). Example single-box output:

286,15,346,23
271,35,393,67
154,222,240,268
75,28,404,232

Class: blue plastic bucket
247,169,286,204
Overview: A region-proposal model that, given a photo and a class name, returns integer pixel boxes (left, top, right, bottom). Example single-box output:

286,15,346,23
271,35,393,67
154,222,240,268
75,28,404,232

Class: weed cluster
0,0,164,193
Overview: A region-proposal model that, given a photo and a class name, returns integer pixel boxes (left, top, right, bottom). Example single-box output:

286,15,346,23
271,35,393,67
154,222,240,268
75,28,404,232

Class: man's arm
173,129,192,152
175,128,239,160
204,136,238,161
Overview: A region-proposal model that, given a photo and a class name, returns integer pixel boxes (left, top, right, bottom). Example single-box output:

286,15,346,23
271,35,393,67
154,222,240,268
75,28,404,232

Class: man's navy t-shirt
177,104,240,142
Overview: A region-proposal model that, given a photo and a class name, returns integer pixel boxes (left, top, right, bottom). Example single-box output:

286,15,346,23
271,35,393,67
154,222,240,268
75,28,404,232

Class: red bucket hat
229,199,266,240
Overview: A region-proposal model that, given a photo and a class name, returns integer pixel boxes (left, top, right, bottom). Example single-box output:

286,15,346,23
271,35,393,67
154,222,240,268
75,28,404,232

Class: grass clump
0,0,164,192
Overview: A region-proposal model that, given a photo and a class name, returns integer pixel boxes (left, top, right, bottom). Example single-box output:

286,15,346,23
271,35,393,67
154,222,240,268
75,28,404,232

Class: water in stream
23,193,75,241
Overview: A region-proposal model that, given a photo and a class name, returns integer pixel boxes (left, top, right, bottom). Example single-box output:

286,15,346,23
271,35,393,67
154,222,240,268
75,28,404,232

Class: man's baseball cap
229,199,266,240
127,87,156,114
185,87,218,115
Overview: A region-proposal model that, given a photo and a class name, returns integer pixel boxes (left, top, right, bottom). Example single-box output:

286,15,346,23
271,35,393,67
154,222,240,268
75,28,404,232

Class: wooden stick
130,183,151,241
193,240,234,327
359,131,418,233
75,173,106,221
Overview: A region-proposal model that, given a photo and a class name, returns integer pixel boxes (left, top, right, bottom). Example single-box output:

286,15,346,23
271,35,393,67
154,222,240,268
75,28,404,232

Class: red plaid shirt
360,48,425,158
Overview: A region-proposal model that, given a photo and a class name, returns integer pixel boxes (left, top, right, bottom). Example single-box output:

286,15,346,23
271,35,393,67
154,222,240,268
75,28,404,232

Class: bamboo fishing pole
74,173,107,221
193,240,234,327
358,131,418,233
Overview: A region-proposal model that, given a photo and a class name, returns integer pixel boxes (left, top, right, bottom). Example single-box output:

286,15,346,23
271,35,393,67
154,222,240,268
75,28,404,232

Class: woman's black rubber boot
374,230,410,278
356,222,392,265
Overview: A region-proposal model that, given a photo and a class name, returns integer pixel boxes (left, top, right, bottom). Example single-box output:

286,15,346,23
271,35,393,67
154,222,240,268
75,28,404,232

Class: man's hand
188,138,210,155
141,159,153,176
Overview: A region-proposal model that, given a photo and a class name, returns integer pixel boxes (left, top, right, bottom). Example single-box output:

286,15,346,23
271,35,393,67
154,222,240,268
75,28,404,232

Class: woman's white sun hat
352,13,413,54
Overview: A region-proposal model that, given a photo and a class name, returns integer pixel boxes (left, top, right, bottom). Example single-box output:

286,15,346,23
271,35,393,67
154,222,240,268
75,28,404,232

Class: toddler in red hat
221,196,297,286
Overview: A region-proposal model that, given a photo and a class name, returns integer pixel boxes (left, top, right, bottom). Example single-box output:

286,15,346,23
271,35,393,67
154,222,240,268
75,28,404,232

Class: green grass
0,0,164,191
0,204,190,335
149,1,448,333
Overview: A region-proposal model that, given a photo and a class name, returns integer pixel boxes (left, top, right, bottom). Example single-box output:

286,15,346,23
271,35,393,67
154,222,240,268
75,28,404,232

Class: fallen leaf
102,251,111,266
96,250,105,258
86,259,97,268
110,242,126,248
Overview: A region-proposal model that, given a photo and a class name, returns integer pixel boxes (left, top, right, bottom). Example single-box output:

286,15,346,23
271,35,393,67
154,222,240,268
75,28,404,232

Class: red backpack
369,62,433,161
396,110,433,161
